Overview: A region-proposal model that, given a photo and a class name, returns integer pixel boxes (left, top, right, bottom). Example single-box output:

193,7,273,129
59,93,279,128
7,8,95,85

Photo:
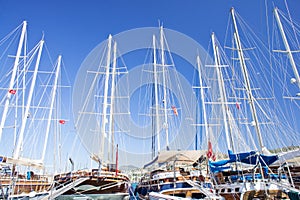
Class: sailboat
0,21,65,199
134,26,223,200
206,8,294,199
51,34,130,200
271,5,300,197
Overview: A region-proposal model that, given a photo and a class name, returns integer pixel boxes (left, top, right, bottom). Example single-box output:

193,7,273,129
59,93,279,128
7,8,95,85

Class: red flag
9,89,16,94
171,105,178,116
207,141,213,158
236,102,240,110
212,154,216,161
59,120,65,124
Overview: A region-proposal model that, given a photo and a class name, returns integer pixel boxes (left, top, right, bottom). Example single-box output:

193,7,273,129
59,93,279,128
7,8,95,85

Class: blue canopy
209,164,231,173
228,150,256,163
209,150,278,173
228,150,278,166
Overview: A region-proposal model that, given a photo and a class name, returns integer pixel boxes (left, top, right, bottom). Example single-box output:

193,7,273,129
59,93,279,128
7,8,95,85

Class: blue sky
0,0,300,170
1,0,298,84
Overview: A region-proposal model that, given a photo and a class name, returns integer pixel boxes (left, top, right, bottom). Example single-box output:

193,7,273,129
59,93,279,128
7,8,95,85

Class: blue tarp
209,164,231,173
228,150,278,166
209,150,278,173
228,150,256,163
209,159,231,167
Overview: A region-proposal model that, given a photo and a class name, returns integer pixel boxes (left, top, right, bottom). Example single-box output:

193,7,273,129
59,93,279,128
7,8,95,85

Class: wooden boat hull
0,177,51,198
60,178,129,195
53,170,130,197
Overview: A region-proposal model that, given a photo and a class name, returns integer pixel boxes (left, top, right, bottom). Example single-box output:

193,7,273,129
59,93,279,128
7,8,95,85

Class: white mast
0,21,27,141
211,32,234,152
100,35,112,160
230,8,265,153
14,39,44,159
108,41,117,162
160,26,169,150
41,55,61,162
153,35,161,153
196,56,209,143
19,32,28,146
274,7,300,91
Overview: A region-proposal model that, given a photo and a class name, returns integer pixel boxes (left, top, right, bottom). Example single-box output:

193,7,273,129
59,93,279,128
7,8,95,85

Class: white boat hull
55,193,129,200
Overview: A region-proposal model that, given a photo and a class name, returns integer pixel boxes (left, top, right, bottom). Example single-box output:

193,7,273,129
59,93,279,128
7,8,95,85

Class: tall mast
211,33,234,152
230,8,265,153
108,41,117,162
19,32,28,147
196,56,209,145
274,7,300,91
100,35,112,159
153,35,161,153
160,26,169,150
41,55,61,162
0,21,27,141
14,39,44,159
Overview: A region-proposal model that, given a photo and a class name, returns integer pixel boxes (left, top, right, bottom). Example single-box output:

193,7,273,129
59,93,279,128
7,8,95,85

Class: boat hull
58,179,128,195
149,187,223,200
53,169,130,198
214,181,289,200
55,193,129,200
0,177,51,198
